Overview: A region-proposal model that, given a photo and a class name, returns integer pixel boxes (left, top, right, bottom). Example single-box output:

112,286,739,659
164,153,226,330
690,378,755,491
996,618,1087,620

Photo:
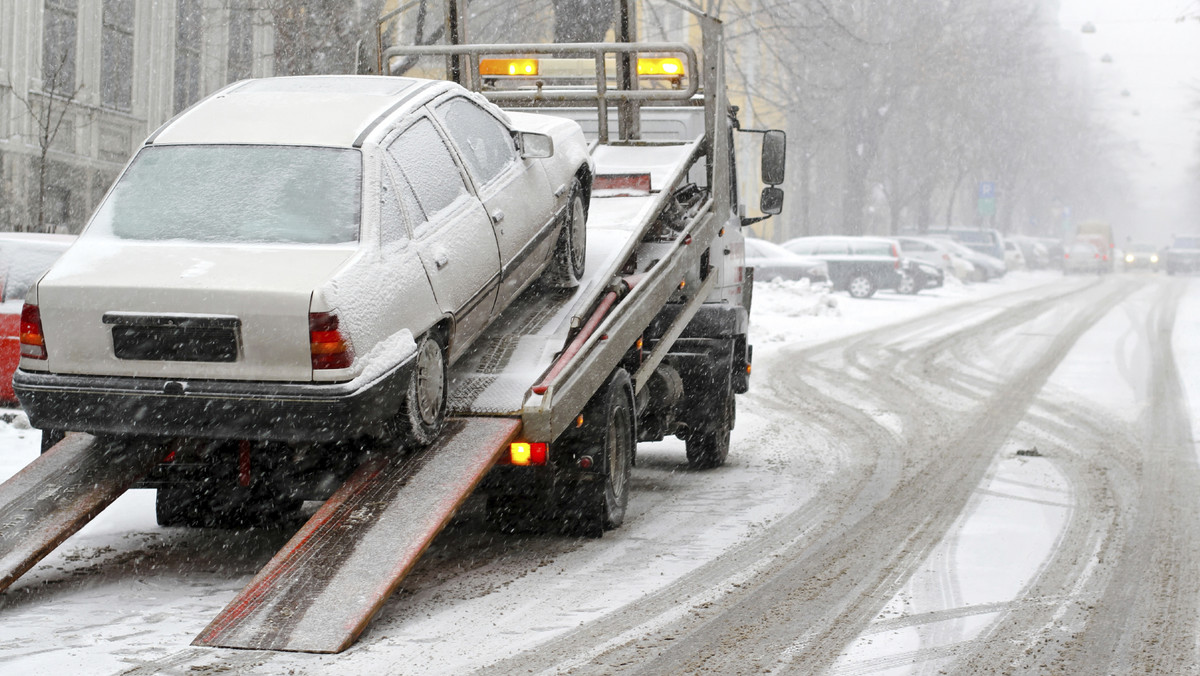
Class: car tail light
892,244,901,269
506,441,548,466
19,303,47,360
309,311,354,370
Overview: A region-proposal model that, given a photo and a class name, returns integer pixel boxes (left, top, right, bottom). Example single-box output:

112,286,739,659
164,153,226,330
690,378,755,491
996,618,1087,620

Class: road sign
977,181,996,217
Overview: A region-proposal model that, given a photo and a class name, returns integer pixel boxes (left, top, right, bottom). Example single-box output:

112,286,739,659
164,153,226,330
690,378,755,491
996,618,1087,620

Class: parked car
1002,240,1027,270
743,237,829,284
14,75,593,447
933,238,1007,281
1063,240,1107,274
924,227,1007,270
904,259,945,292
895,236,976,281
1010,235,1051,269
1165,235,1200,275
781,236,904,298
1122,242,1160,271
0,233,75,406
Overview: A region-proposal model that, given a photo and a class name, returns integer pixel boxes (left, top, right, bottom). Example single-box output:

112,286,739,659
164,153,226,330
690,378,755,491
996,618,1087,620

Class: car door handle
491,210,505,225
435,253,450,269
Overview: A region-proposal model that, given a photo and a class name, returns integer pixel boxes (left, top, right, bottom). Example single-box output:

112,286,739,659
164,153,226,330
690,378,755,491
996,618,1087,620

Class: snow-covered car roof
149,75,452,148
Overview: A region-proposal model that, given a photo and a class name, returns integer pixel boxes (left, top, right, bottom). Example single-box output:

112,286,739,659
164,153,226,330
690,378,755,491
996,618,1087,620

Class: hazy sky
1058,0,1200,241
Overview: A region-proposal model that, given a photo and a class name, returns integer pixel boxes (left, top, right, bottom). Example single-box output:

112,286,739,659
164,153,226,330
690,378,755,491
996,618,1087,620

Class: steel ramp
194,416,520,653
0,433,166,592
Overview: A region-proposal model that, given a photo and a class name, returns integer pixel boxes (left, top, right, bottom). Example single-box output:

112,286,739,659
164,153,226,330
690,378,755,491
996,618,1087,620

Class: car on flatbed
15,75,593,448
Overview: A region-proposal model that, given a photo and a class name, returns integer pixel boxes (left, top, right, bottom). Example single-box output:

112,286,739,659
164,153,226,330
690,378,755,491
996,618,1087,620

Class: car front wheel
545,180,587,289
847,275,876,298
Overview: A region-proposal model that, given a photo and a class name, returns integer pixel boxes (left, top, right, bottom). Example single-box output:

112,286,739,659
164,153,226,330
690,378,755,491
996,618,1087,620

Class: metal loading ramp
0,433,165,593
194,417,520,653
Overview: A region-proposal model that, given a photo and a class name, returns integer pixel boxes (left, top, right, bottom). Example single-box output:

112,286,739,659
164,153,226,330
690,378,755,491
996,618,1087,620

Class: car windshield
88,145,362,244
1,243,68,302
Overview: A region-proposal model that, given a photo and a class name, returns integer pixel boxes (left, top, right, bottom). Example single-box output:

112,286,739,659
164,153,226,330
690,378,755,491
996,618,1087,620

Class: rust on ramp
194,417,521,653
0,433,166,592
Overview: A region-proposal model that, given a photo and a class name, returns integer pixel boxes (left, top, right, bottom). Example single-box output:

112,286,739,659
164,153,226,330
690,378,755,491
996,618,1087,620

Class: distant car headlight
1125,254,1134,263
1151,255,1159,263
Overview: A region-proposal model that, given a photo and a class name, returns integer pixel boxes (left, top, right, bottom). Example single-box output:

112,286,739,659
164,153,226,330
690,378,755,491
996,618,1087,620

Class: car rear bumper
13,357,416,443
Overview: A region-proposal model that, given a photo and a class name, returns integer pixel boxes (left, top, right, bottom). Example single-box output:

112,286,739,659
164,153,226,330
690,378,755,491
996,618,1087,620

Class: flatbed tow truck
0,1,784,654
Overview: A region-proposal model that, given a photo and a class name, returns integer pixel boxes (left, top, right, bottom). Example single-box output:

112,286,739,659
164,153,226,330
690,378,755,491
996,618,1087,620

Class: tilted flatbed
0,2,783,654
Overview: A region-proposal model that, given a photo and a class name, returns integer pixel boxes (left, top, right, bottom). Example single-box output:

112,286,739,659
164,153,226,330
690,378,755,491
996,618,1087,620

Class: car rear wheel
545,180,587,289
397,332,448,448
847,275,876,298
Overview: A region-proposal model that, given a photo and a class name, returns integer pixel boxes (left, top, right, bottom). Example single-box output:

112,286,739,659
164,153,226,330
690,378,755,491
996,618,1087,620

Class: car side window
379,163,423,246
435,97,517,186
815,242,848,255
386,117,468,222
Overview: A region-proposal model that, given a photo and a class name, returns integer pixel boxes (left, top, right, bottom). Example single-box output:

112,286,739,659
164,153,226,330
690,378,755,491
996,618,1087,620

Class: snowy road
1,271,1198,675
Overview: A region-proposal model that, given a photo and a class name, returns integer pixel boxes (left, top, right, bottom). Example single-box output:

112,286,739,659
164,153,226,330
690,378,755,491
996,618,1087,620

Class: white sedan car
15,75,592,448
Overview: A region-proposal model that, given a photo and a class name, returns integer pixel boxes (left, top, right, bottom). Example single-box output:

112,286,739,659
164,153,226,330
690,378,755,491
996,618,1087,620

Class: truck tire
544,180,587,289
847,274,876,299
397,332,447,448
686,390,734,469
38,428,65,454
564,369,635,537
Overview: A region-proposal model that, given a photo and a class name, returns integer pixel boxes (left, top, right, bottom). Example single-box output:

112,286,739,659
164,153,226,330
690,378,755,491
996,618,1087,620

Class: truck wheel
847,275,876,299
565,369,635,537
397,332,447,448
156,486,213,528
686,392,734,469
38,428,65,454
545,180,587,289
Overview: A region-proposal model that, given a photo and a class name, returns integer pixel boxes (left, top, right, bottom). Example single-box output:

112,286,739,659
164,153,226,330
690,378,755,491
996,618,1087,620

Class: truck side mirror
761,130,786,185
760,186,784,215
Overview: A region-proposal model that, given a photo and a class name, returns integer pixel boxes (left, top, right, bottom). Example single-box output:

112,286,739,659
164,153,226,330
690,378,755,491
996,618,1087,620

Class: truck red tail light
19,304,47,360
507,442,548,466
309,311,354,370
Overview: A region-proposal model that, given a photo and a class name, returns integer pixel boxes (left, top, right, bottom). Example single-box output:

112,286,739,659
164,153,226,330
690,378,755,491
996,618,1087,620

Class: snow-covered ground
1,268,1147,675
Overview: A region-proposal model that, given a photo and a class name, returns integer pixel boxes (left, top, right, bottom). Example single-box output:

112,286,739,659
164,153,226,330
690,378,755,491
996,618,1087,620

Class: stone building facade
0,1,273,232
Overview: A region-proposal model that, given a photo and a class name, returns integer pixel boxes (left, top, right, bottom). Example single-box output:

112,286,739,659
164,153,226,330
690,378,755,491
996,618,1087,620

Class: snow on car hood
34,240,357,381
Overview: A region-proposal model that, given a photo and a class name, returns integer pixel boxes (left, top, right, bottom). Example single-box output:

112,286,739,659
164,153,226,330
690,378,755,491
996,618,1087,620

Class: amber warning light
479,58,539,76
508,442,548,466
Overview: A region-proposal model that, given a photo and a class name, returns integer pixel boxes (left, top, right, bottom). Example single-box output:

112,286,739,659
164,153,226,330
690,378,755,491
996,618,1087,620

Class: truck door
386,117,500,361
433,96,557,310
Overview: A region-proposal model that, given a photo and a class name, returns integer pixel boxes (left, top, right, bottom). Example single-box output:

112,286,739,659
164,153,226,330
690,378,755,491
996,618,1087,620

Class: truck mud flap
0,433,166,593
194,416,520,653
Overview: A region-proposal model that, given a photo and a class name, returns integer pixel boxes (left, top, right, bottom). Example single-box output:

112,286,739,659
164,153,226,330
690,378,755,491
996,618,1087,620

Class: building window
43,0,78,95
102,0,134,111
174,0,203,113
228,1,254,82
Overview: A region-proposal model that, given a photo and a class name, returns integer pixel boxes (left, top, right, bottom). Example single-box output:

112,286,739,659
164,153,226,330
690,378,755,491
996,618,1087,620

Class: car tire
847,275,876,299
562,369,634,537
897,274,918,295
397,332,448,448
686,391,734,470
545,180,587,289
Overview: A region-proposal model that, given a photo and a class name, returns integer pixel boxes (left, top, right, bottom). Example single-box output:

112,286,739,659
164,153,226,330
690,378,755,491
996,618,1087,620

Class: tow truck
0,1,784,654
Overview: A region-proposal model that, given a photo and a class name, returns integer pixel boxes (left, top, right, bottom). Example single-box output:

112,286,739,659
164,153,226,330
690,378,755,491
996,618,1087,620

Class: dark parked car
743,237,829,284
1165,235,1200,275
781,236,904,298
901,260,945,293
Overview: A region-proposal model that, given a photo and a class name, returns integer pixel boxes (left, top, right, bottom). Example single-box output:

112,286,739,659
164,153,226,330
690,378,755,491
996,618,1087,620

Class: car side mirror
760,186,784,215
518,131,554,159
761,130,786,185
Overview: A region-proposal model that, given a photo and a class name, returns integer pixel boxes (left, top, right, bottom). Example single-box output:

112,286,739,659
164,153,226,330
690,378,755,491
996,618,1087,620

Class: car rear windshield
89,145,362,244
